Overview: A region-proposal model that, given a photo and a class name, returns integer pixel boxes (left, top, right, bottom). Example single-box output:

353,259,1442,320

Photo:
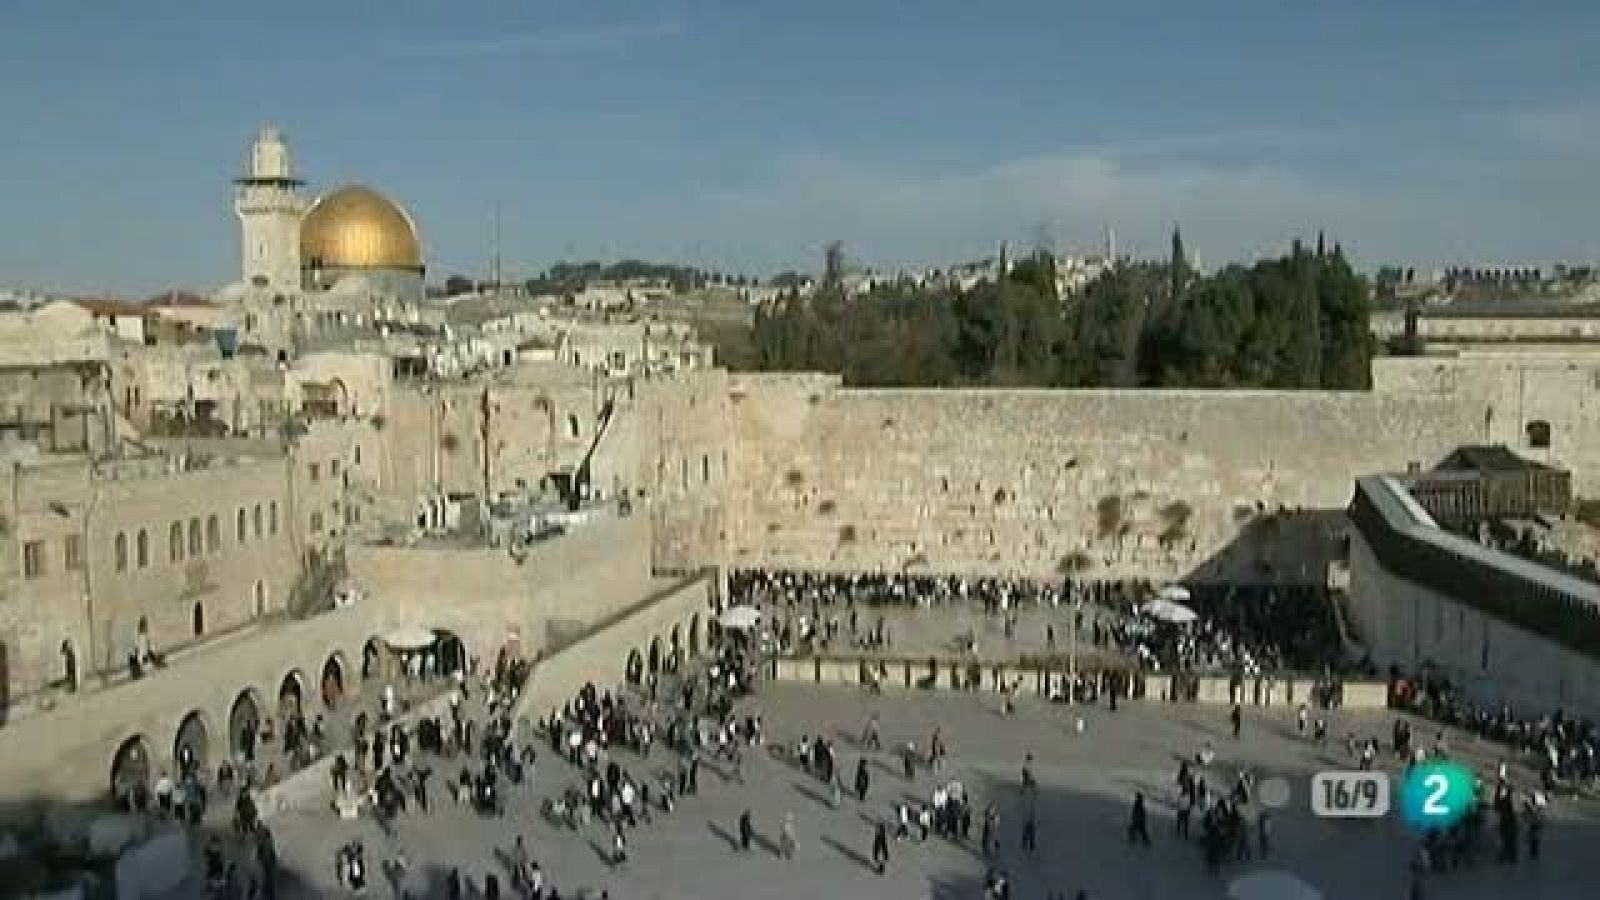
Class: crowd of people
1392,667,1600,795
730,568,1349,680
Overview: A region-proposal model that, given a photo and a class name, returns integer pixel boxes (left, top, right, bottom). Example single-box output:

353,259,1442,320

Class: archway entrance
362,638,384,681
278,670,306,720
688,614,701,658
110,735,152,806
626,648,644,685
434,630,466,678
173,711,208,777
648,636,662,676
229,689,263,761
192,602,205,637
321,654,347,710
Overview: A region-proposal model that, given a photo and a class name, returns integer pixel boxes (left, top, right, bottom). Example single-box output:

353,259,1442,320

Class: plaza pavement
771,600,1128,668
254,683,1598,899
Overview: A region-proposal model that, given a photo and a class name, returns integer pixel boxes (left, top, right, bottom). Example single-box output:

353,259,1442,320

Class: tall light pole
1068,582,1080,707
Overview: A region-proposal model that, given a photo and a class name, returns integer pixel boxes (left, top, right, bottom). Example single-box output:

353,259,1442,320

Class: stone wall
1370,351,1600,497
0,454,297,704
344,512,657,657
635,370,735,573
1347,529,1600,719
726,373,1485,579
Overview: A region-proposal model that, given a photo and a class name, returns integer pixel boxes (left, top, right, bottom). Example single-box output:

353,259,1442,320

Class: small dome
300,184,423,272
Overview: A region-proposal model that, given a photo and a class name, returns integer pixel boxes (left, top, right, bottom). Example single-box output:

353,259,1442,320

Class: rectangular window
23,541,45,579
65,535,84,571
309,463,321,482
330,459,340,477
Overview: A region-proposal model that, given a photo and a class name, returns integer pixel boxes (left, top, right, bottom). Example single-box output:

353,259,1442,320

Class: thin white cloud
700,150,1396,266
395,20,684,58
1511,102,1600,153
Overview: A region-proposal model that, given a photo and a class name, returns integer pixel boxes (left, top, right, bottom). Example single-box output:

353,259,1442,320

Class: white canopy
1158,584,1192,603
1138,598,1199,625
384,625,438,650
720,605,763,631
1227,871,1323,900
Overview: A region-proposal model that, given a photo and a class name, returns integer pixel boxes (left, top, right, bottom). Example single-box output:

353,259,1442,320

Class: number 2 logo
1422,773,1450,817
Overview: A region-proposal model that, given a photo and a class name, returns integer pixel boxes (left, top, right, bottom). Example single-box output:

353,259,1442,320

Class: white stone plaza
253,683,1598,899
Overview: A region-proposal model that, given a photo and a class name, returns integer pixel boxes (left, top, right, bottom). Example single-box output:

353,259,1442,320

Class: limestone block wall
344,512,657,658
1371,352,1600,498
726,374,1486,579
635,370,735,573
0,459,96,705
0,605,377,808
86,457,298,670
1347,530,1600,719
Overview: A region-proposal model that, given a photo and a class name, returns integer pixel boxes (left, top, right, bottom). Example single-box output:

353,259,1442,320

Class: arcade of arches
91,574,716,808
105,634,480,804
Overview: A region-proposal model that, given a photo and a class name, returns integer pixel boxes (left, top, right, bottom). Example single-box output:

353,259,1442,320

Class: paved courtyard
768,599,1129,667
245,682,1597,899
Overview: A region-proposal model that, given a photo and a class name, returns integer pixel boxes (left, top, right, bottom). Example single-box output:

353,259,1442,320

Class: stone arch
110,734,152,804
192,601,205,637
434,630,467,678
1526,419,1552,449
321,652,348,710
328,378,352,416
648,635,662,675
688,613,701,658
228,688,264,759
173,709,210,777
278,669,307,719
361,637,385,681
626,647,644,685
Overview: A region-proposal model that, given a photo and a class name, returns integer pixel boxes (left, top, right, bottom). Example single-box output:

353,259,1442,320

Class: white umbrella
1138,599,1199,625
384,625,437,650
1227,871,1323,900
720,606,763,631
1158,584,1192,603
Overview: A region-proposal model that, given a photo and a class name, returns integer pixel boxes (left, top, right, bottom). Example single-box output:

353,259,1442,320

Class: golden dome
300,184,423,271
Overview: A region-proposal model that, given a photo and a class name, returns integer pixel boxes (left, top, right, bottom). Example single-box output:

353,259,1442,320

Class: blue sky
2,0,1599,294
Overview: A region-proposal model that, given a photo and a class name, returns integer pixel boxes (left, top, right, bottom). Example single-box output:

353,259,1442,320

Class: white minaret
234,125,305,291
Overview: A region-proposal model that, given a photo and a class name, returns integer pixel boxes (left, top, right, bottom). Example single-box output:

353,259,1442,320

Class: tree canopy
728,238,1373,389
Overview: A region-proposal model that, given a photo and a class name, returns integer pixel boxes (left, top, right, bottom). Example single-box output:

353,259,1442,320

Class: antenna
490,205,502,290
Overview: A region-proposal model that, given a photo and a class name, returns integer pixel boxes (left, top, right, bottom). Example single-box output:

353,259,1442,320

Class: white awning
720,605,763,631
384,625,438,650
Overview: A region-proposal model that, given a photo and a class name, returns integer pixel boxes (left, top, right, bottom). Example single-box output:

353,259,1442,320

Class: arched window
253,504,263,539
114,532,128,572
206,515,220,553
236,508,247,543
567,414,580,439
188,518,201,556
136,529,149,568
169,522,184,563
1526,420,1552,449
269,501,279,535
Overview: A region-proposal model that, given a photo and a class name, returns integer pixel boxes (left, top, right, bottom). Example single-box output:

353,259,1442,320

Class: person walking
1230,704,1242,739
739,809,754,852
1127,792,1151,847
872,821,890,875
780,813,797,860
1021,812,1037,855
856,759,871,803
